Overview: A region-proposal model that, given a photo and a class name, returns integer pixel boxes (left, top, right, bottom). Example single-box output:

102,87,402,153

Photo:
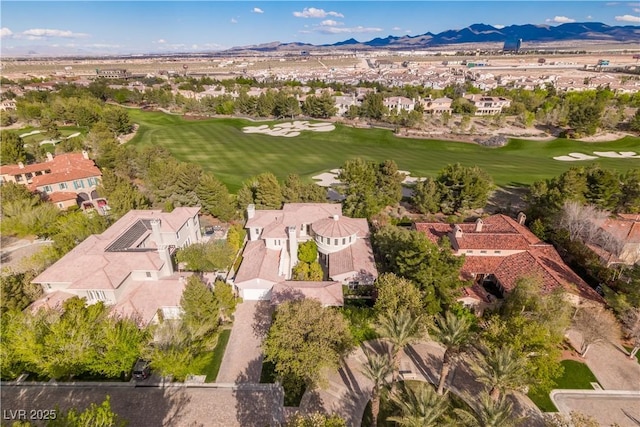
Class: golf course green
127,109,640,192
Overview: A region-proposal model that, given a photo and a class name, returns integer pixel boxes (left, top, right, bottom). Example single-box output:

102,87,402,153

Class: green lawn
188,328,231,382
127,109,640,192
528,360,601,412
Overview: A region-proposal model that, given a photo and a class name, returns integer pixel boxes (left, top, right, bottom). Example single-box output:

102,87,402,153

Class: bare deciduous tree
558,201,609,243
621,307,640,360
572,308,620,358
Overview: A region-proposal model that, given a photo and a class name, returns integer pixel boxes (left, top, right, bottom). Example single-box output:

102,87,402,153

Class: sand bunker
593,151,640,159
554,153,599,161
19,130,41,138
243,120,335,137
312,168,421,187
66,132,81,139
554,151,639,161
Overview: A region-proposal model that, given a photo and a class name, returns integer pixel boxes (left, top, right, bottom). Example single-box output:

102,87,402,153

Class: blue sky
1,1,639,55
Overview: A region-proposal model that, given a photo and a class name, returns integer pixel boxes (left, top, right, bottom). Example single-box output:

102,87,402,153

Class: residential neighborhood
1,3,640,427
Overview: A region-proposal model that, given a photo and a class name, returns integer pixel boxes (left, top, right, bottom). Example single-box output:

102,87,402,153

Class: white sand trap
403,176,421,184
39,139,61,146
312,172,341,187
242,121,335,137
66,132,81,139
554,153,598,161
19,130,42,138
329,169,341,174
593,151,640,159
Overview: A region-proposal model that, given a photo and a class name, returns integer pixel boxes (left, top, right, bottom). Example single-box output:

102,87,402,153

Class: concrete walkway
216,301,273,384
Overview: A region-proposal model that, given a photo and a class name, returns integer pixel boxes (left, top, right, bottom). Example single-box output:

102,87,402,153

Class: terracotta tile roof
0,153,101,189
416,214,603,304
414,223,452,244
46,192,78,203
234,241,284,285
600,215,640,243
29,290,76,312
271,281,343,306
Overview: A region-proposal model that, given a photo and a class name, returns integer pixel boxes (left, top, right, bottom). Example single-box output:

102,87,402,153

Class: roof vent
333,215,339,221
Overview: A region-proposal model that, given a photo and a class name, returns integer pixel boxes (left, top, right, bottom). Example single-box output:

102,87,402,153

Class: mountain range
230,22,640,52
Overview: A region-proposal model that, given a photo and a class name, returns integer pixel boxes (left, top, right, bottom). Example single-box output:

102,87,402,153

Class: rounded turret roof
312,216,359,238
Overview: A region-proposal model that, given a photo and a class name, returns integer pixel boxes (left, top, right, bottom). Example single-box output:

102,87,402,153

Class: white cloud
493,24,505,29
0,27,13,38
320,20,341,26
252,7,264,14
22,28,89,38
231,18,238,24
633,8,640,13
156,39,166,44
615,14,640,22
293,7,344,18
392,26,402,31
606,2,620,5
545,16,576,23
586,15,593,19
405,30,412,33
317,25,383,34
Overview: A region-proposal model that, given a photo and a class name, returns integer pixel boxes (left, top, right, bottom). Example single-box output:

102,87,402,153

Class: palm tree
361,349,394,427
454,392,517,427
376,309,423,380
470,345,528,401
431,311,473,395
387,381,450,427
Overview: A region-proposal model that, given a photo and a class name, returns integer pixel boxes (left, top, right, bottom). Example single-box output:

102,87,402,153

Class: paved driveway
552,391,640,427
1,383,284,427
216,301,273,384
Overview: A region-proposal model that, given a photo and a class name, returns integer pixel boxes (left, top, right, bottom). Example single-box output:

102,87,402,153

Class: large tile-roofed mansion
31,207,202,326
233,203,378,301
0,151,106,212
414,213,604,311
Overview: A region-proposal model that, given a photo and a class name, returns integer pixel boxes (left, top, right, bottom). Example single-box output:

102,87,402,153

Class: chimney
18,162,24,169
158,245,174,276
82,150,89,160
247,204,255,220
150,218,163,245
453,224,463,239
333,214,339,221
287,226,298,270
517,212,527,225
46,152,53,162
475,218,483,232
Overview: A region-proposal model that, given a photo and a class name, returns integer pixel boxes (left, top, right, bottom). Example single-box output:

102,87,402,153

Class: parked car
132,359,151,380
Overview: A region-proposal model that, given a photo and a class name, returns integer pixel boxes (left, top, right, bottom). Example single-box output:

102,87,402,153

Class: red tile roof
46,192,78,203
1,153,101,189
416,214,603,303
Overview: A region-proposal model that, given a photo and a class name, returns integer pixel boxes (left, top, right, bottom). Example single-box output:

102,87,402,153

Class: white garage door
242,288,272,301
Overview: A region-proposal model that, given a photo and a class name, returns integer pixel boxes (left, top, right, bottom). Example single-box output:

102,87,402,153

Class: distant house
0,99,17,111
383,96,415,113
31,207,202,326
334,95,361,116
0,151,105,212
96,69,131,79
233,203,378,302
587,214,640,266
414,213,603,312
423,96,453,115
463,94,511,115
